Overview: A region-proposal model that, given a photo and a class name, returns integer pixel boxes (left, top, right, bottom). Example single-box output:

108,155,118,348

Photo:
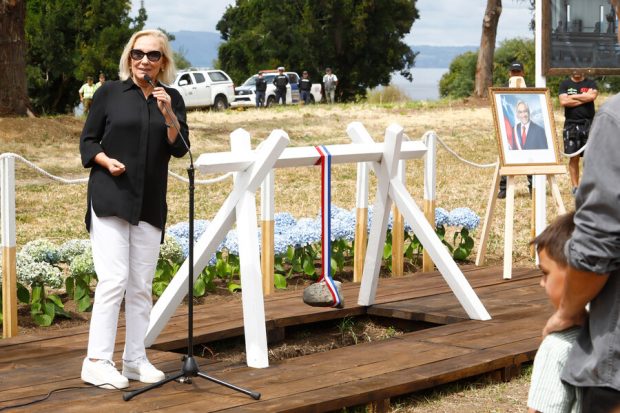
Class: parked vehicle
169,68,234,110
231,71,322,108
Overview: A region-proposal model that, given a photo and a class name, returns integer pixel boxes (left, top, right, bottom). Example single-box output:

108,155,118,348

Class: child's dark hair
530,211,575,266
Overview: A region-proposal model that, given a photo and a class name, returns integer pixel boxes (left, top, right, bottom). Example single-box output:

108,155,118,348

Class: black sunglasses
130,49,162,62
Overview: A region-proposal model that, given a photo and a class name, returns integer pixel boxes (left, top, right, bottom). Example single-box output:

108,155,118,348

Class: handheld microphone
144,74,193,165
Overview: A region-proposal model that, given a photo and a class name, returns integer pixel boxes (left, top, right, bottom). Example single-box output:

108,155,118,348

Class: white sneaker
122,356,165,383
81,358,129,389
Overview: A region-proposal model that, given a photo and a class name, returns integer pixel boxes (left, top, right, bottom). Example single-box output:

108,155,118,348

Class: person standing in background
255,71,267,108
79,29,189,390
299,71,312,104
559,71,598,196
94,72,106,92
79,76,96,115
322,67,338,104
273,66,289,105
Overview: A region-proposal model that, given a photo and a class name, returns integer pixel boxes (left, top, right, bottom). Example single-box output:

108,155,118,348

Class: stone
303,281,344,308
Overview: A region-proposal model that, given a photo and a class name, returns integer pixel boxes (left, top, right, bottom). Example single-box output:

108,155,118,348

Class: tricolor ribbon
315,145,342,307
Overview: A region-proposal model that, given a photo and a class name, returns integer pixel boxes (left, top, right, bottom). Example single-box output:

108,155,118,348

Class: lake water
388,67,448,101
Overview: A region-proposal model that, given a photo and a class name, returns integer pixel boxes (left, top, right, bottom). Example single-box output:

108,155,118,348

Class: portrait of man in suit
509,101,548,150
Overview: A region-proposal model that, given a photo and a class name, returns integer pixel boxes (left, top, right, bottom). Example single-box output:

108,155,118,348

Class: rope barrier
404,134,498,169
0,153,232,185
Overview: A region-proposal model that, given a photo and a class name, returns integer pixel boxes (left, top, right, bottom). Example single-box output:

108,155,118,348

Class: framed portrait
489,88,560,167
543,0,620,75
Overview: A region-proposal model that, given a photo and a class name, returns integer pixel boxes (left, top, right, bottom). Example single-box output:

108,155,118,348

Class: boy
528,211,582,413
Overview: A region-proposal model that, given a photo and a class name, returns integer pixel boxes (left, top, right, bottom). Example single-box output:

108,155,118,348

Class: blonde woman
79,29,189,389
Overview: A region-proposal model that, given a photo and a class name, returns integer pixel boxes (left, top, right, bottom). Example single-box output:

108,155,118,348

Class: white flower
21,239,61,264
16,252,62,288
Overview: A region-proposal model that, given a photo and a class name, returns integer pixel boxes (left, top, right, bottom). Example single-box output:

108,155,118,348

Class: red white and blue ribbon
315,145,342,307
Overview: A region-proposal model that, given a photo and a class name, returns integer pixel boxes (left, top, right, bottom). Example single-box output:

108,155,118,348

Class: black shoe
497,190,506,199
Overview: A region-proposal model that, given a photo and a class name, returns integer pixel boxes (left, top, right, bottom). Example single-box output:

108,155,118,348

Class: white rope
405,134,498,169
0,153,232,185
0,153,89,184
169,170,233,184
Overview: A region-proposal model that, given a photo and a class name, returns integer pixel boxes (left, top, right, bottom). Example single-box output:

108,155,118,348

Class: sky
131,0,534,47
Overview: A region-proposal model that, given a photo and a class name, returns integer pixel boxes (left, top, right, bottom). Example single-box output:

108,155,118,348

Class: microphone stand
124,79,260,402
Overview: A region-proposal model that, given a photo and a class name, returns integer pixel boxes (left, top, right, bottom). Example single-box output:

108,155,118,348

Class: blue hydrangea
274,212,297,235
16,252,63,288
286,217,322,248
448,207,480,230
435,207,450,228
166,219,218,264
21,239,61,265
58,239,91,264
69,250,96,280
329,205,356,242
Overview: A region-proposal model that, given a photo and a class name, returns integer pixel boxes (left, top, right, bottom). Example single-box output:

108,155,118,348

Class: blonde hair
118,29,177,84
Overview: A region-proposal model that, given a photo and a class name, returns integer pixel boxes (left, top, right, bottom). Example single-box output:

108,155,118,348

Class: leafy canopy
440,38,535,98
26,0,146,114
216,0,419,101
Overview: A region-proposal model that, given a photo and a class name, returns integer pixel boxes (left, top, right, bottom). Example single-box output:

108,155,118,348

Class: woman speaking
79,29,189,389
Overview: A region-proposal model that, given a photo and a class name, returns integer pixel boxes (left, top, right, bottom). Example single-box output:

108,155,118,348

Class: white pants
87,209,161,362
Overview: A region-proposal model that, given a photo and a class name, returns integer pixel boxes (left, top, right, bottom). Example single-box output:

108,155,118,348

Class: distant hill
170,31,222,68
412,45,478,68
170,31,478,70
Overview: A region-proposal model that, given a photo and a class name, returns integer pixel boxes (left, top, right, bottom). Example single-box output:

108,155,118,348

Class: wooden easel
476,162,567,279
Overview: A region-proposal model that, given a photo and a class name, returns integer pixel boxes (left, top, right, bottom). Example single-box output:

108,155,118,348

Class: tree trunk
0,0,30,116
474,0,502,98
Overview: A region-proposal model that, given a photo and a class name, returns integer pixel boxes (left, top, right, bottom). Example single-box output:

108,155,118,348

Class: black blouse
79,78,189,238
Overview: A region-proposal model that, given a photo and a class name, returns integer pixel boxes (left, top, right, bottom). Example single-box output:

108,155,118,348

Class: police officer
273,67,289,105
255,71,267,108
299,71,312,104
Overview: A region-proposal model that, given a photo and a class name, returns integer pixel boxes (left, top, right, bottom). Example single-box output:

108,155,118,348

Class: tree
0,0,30,116
474,0,502,98
26,0,146,114
216,0,418,101
440,38,534,99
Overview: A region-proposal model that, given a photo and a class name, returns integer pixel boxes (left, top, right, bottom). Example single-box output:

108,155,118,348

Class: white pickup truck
231,71,322,108
169,68,235,111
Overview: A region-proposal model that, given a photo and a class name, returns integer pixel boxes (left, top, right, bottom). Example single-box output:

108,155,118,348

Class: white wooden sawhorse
146,123,491,368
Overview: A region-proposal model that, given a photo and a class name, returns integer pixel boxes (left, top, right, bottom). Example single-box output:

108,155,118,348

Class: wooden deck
0,265,548,412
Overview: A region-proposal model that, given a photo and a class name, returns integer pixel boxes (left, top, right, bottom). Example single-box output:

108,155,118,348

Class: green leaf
330,257,338,274
152,281,167,297
227,283,241,293
17,283,30,303
453,247,468,261
286,246,295,261
43,301,56,318
47,294,64,308
33,313,52,327
303,258,316,276
65,277,75,297
193,277,206,297
274,273,287,289
77,295,93,312
383,243,392,260
31,285,43,303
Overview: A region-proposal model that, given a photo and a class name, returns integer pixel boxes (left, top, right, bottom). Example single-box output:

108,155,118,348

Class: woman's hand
94,152,125,176
106,158,126,176
151,87,177,127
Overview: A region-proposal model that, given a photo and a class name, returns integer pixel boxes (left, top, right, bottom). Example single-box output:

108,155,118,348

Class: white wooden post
391,152,406,277
1,155,18,338
230,129,269,368
357,125,400,304
146,129,290,369
353,162,368,283
422,131,437,272
348,122,371,283
260,171,275,294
